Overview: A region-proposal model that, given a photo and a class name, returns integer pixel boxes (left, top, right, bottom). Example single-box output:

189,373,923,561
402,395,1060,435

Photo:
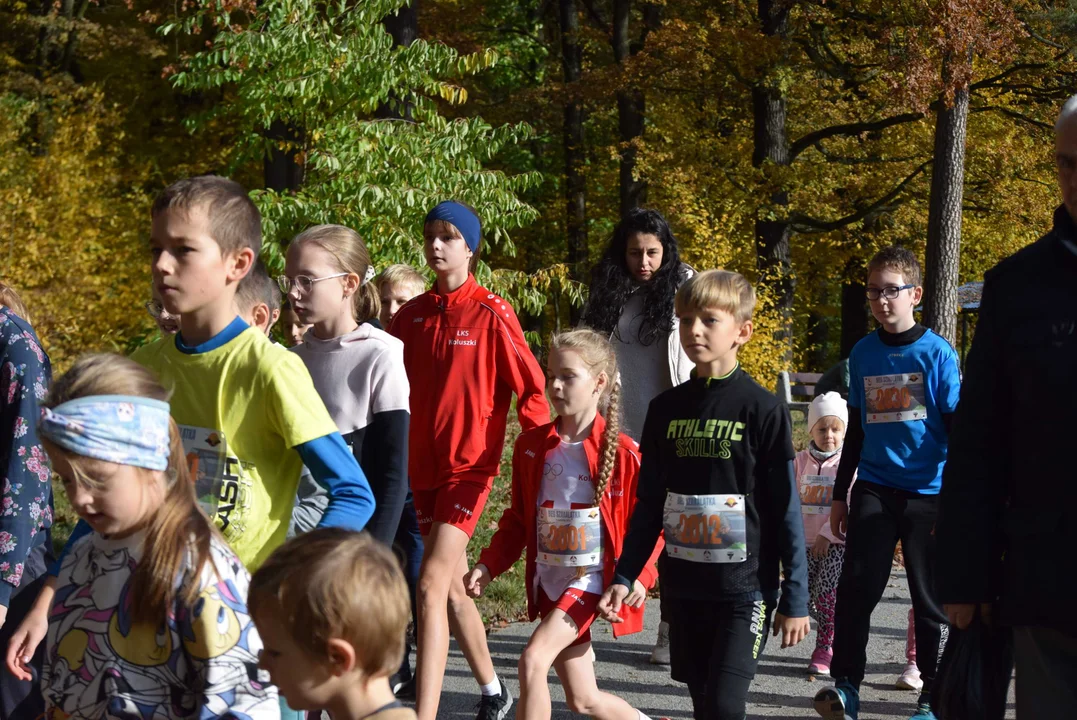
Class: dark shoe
475,682,513,720
814,687,855,720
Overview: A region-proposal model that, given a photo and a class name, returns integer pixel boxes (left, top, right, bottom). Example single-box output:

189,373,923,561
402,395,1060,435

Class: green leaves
163,0,539,269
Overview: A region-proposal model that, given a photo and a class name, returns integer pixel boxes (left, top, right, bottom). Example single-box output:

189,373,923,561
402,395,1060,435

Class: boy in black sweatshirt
598,269,809,720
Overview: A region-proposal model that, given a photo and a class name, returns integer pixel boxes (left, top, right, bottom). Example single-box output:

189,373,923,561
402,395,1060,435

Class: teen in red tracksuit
389,201,548,720
466,329,662,720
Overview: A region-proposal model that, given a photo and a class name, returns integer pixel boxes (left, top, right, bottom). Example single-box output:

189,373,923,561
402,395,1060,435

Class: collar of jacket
540,413,608,470
433,273,480,309
687,362,742,389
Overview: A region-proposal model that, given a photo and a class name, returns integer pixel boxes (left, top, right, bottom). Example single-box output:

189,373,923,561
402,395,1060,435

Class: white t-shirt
536,440,604,598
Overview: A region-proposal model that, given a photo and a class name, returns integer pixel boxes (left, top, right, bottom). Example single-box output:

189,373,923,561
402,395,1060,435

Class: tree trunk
840,279,869,358
376,0,419,121
922,80,968,345
613,0,654,216
264,120,305,192
752,0,794,348
559,0,587,325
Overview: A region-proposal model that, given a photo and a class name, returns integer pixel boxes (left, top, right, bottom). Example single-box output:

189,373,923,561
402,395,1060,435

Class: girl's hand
597,583,630,623
810,535,831,559
772,613,811,649
463,564,492,598
5,608,48,681
5,577,55,681
829,501,849,542
624,580,647,608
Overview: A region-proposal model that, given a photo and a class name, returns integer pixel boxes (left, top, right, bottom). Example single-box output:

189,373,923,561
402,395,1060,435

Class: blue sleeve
0,324,53,606
295,433,376,532
47,519,92,578
937,347,962,414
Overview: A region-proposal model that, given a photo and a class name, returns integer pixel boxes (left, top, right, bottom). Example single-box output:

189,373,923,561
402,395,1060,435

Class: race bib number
178,425,250,536
663,493,747,563
536,506,603,568
864,373,927,423
179,425,225,517
800,475,835,514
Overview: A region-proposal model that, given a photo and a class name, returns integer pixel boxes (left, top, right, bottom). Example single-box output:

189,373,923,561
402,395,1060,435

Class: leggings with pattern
807,543,846,651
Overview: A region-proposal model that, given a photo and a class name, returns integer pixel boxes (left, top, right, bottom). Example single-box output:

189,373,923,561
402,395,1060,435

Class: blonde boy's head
675,269,756,323
152,175,262,257
377,263,426,326
249,528,409,677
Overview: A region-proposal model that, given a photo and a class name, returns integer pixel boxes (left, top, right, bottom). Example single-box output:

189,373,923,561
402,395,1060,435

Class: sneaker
807,647,832,676
649,621,671,665
909,702,937,720
475,682,513,720
392,675,416,701
895,662,923,691
814,687,854,720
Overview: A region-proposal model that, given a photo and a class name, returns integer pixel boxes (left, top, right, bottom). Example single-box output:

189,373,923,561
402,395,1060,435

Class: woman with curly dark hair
581,208,693,666
582,208,693,442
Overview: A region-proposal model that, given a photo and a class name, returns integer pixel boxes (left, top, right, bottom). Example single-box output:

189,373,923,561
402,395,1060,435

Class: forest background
5,0,1077,374
6,0,1077,618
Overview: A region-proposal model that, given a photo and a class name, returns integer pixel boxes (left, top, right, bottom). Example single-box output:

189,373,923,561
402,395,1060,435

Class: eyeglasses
276,273,348,296
144,301,178,320
866,284,915,301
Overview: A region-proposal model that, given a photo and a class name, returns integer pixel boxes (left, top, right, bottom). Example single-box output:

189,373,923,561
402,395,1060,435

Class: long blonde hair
549,328,622,507
291,224,381,323
43,354,221,626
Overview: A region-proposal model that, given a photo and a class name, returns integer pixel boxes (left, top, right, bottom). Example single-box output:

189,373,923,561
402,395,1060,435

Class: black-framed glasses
866,284,915,301
276,273,348,296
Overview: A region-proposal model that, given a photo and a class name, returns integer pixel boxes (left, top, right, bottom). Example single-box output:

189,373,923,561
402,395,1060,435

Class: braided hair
548,328,621,508
581,208,685,345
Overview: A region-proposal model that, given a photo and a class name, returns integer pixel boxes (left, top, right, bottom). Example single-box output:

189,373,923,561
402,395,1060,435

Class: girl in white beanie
796,392,853,676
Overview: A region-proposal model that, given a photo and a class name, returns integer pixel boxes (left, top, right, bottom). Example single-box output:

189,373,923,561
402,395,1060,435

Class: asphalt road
409,568,1016,719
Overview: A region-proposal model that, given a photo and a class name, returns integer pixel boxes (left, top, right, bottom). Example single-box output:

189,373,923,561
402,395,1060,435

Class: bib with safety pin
178,424,225,518
663,492,747,563
536,506,603,568
864,373,927,424
800,475,835,514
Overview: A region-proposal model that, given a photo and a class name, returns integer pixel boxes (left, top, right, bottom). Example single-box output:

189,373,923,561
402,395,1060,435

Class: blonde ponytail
549,328,621,508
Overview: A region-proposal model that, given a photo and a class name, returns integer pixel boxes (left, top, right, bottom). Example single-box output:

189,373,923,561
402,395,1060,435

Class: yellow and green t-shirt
132,325,337,569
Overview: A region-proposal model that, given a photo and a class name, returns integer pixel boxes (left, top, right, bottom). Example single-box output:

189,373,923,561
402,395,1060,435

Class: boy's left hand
772,613,810,649
624,580,647,608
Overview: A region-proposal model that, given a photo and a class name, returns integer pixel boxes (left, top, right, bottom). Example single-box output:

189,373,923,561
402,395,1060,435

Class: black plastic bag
932,610,1014,720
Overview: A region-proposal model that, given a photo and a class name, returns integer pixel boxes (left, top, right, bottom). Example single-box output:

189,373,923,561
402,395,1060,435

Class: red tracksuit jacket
389,274,549,490
478,415,663,637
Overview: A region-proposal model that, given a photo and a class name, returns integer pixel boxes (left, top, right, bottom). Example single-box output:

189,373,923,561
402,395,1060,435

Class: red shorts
536,586,602,647
412,479,492,538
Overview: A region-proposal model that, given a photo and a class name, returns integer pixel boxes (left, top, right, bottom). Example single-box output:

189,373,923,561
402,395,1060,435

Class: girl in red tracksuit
389,201,549,720
465,328,662,720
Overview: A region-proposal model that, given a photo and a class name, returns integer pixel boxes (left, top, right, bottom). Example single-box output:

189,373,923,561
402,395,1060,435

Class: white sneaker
649,621,671,665
895,661,923,691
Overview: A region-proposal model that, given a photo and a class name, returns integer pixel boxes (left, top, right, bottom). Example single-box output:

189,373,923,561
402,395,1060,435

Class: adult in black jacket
936,96,1077,719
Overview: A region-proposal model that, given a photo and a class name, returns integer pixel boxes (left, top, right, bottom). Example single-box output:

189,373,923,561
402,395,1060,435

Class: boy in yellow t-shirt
60,176,376,569
7,179,376,720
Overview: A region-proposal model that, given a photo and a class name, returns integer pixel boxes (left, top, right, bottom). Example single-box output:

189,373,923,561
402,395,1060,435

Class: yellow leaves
437,82,468,105
1,86,153,371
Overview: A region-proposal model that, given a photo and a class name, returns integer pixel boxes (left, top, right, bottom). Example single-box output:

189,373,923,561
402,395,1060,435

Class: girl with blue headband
5,353,278,719
389,202,549,720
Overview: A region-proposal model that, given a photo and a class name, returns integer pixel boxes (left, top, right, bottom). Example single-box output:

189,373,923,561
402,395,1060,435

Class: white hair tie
363,265,376,285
